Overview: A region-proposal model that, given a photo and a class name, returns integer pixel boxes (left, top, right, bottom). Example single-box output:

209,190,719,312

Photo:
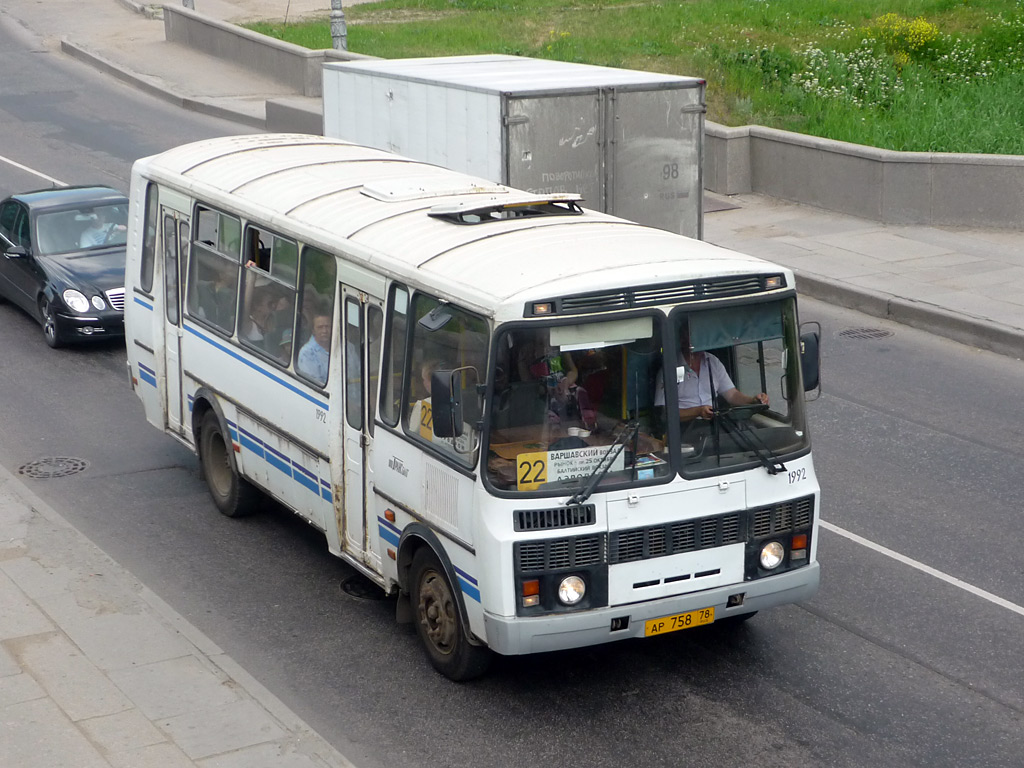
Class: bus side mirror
431,369,462,438
799,329,820,392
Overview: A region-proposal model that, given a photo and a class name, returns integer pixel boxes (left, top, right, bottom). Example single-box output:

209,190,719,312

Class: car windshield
485,315,673,494
667,299,809,476
36,203,128,255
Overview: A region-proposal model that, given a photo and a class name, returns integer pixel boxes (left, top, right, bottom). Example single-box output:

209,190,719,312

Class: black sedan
0,186,127,347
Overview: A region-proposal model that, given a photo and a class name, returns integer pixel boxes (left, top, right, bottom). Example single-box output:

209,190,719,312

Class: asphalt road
2,19,1023,768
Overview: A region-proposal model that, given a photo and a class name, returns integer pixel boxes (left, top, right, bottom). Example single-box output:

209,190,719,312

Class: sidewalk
0,464,355,768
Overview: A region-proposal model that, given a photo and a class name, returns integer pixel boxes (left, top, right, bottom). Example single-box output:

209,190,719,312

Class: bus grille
550,274,784,315
752,496,815,538
105,287,125,311
515,534,606,573
514,504,596,531
609,512,743,564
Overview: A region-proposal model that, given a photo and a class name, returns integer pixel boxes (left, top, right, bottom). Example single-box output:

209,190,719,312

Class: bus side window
379,285,409,427
294,246,336,386
139,183,158,294
240,226,298,362
186,207,241,334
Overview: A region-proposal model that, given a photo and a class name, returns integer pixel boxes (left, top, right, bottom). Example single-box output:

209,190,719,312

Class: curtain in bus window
688,303,783,351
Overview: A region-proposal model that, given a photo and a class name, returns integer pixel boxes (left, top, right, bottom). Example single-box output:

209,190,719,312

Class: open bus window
666,299,810,476
486,315,672,493
403,294,488,464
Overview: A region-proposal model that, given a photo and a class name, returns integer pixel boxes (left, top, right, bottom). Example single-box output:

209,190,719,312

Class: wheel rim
42,302,57,343
205,430,233,500
417,568,457,657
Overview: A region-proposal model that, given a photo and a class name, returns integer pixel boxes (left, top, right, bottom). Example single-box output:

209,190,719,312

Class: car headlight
759,541,786,570
62,289,90,313
91,295,106,311
557,575,586,606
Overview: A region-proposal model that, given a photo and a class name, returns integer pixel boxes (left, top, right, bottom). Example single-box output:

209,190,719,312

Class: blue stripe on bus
134,296,153,311
320,478,333,503
137,362,157,388
378,517,401,547
457,576,481,603
454,565,478,586
183,324,329,410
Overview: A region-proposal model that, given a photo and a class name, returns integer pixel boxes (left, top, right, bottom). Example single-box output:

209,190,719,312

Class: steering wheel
718,402,770,421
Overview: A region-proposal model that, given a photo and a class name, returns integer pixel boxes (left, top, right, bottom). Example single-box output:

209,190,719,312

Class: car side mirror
4,245,28,259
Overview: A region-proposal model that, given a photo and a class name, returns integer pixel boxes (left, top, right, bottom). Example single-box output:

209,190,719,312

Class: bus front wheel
410,548,491,682
199,410,258,517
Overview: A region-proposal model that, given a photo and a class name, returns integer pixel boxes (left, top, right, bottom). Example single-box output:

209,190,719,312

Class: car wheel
40,298,63,349
410,547,491,681
198,410,259,517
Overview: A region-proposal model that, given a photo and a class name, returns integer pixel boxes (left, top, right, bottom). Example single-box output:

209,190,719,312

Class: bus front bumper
482,562,819,656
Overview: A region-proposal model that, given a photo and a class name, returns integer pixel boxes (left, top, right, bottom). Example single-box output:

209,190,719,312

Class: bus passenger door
161,210,189,435
340,287,385,569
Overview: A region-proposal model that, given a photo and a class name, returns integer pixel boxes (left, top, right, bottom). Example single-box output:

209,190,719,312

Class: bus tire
410,548,491,682
199,410,259,518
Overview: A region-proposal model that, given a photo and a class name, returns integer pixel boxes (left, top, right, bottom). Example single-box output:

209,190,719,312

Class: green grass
247,0,1024,153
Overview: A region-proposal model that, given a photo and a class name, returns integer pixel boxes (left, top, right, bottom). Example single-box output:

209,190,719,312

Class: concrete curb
0,461,357,768
795,272,1024,359
60,37,267,129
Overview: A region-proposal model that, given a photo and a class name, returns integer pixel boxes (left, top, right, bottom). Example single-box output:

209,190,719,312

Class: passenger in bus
297,311,331,384
242,288,275,346
655,329,768,422
277,328,293,363
516,333,594,426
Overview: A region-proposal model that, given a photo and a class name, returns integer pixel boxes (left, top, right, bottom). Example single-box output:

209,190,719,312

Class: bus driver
655,328,768,422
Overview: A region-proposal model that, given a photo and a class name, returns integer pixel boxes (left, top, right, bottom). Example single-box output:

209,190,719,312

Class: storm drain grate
838,327,894,340
18,457,89,479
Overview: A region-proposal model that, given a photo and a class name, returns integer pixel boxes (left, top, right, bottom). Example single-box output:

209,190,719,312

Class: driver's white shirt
80,224,109,248
654,351,735,409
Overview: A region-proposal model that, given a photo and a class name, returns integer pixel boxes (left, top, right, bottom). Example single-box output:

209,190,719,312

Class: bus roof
134,134,789,321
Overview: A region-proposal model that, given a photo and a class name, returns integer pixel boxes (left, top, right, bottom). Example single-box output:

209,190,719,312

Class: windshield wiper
715,409,786,475
565,421,639,506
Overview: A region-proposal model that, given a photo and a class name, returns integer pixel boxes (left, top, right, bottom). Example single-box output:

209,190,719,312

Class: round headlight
759,541,786,570
557,576,586,605
91,295,106,311
62,289,90,313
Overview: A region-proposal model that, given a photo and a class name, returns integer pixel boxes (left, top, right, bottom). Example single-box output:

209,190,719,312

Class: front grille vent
752,495,815,538
105,287,125,311
545,274,784,316
609,512,743,564
515,504,596,531
516,534,606,573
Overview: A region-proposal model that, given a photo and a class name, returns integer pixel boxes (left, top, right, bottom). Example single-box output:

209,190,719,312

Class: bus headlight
759,541,786,570
557,576,586,605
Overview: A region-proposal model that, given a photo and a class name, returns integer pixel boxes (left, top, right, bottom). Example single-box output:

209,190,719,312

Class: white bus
125,134,821,680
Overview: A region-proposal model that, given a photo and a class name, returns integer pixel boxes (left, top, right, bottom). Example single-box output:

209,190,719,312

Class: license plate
644,607,715,637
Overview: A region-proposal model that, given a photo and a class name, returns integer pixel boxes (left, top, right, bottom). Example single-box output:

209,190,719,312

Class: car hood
43,247,126,293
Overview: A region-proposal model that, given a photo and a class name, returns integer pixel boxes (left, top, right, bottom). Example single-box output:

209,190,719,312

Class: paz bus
124,134,821,680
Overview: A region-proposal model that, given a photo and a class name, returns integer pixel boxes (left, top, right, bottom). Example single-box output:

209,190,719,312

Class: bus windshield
484,298,810,493
668,298,809,477
486,315,672,493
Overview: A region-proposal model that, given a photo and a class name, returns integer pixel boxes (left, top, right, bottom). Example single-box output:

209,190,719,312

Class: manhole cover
18,457,89,479
340,573,385,601
838,327,894,340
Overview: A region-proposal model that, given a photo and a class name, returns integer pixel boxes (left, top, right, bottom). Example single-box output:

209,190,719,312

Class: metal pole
330,0,348,51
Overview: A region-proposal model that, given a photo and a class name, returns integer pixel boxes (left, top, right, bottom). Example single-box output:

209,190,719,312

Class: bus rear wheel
410,548,491,682
199,410,258,517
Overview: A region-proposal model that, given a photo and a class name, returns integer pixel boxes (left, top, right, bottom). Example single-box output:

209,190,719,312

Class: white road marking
821,520,1024,619
0,154,67,187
